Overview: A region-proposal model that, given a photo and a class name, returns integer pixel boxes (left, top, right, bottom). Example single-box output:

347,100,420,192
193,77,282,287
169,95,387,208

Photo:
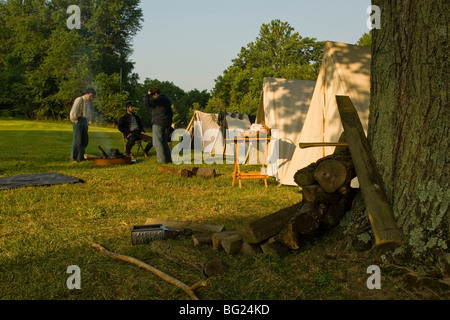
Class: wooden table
226,137,276,188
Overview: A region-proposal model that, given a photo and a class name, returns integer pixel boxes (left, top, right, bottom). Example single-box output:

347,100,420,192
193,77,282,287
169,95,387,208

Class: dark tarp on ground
0,173,84,190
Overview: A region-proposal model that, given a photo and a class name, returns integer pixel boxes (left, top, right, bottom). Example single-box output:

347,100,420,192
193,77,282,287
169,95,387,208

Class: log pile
234,147,359,258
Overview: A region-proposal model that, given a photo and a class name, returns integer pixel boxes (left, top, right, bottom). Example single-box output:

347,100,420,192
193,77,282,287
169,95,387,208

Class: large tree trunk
369,0,449,270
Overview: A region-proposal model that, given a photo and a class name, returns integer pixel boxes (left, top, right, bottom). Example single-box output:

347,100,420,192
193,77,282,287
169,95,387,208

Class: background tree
366,0,448,270
210,19,324,115
356,32,372,47
133,78,211,128
0,0,143,121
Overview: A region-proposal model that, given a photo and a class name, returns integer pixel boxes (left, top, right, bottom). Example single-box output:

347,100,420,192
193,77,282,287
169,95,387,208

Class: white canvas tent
282,41,371,186
185,110,220,153
185,110,254,156
215,111,254,157
255,78,316,184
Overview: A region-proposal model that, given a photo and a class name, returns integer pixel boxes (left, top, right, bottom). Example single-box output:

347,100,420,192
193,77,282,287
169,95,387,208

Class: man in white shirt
70,88,96,162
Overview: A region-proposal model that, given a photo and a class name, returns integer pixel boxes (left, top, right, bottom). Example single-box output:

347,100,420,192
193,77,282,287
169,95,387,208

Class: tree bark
369,0,449,269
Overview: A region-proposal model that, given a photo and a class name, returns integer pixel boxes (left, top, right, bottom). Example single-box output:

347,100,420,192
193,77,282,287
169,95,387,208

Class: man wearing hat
118,102,153,157
70,88,96,162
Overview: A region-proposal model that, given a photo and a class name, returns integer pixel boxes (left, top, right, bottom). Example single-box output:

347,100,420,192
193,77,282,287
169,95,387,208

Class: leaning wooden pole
336,96,402,251
90,242,206,300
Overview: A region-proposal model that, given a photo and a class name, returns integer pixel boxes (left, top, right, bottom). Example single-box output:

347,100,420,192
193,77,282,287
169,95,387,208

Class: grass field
0,119,444,301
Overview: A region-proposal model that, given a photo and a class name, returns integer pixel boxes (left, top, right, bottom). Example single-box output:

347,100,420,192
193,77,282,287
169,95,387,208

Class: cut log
320,200,347,230
192,233,213,247
273,222,301,250
98,145,109,159
145,218,225,234
212,231,238,250
294,201,327,235
184,167,216,179
158,166,192,178
302,184,345,204
313,159,348,193
294,163,317,187
240,242,263,256
84,154,102,160
150,240,223,278
221,234,243,254
261,241,291,258
336,95,402,250
238,202,305,244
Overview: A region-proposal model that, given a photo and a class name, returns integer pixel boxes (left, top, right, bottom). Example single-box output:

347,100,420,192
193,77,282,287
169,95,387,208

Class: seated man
118,102,153,157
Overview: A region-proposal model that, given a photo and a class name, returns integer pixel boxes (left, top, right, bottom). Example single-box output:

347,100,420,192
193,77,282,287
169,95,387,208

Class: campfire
84,145,132,166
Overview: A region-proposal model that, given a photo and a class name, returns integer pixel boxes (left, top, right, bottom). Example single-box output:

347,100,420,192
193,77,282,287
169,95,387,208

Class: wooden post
336,95,402,250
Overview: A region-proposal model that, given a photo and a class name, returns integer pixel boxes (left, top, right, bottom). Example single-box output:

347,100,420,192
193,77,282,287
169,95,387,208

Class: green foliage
357,32,372,47
0,0,143,121
93,73,129,121
135,78,211,128
211,19,325,115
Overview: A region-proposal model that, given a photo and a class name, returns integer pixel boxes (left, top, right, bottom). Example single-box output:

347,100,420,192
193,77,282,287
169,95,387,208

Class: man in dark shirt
118,102,153,157
143,87,173,163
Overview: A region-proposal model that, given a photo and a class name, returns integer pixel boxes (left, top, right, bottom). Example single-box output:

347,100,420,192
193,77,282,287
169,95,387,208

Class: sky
131,0,372,92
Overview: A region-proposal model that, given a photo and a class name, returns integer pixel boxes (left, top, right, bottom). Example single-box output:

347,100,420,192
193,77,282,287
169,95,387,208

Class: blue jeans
71,117,89,162
152,124,172,164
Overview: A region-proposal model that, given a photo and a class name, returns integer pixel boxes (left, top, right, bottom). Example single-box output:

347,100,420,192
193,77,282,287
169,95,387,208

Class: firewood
320,200,347,230
294,163,317,187
158,166,192,178
84,154,102,160
184,167,216,179
149,240,223,278
261,241,291,258
302,184,345,204
97,145,109,159
238,202,305,244
273,222,301,250
313,159,349,193
145,218,225,234
212,231,238,250
240,242,263,256
221,234,243,254
294,201,328,235
320,187,357,230
192,233,213,247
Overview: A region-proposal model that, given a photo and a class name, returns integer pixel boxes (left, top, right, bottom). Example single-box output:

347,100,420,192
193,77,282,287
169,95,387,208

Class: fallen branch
89,242,206,300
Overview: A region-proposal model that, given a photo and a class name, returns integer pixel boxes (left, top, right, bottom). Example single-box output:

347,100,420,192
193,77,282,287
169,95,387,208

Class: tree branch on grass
89,242,207,300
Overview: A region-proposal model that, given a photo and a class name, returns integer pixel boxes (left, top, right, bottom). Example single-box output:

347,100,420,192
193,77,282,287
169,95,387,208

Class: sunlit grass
0,119,408,301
